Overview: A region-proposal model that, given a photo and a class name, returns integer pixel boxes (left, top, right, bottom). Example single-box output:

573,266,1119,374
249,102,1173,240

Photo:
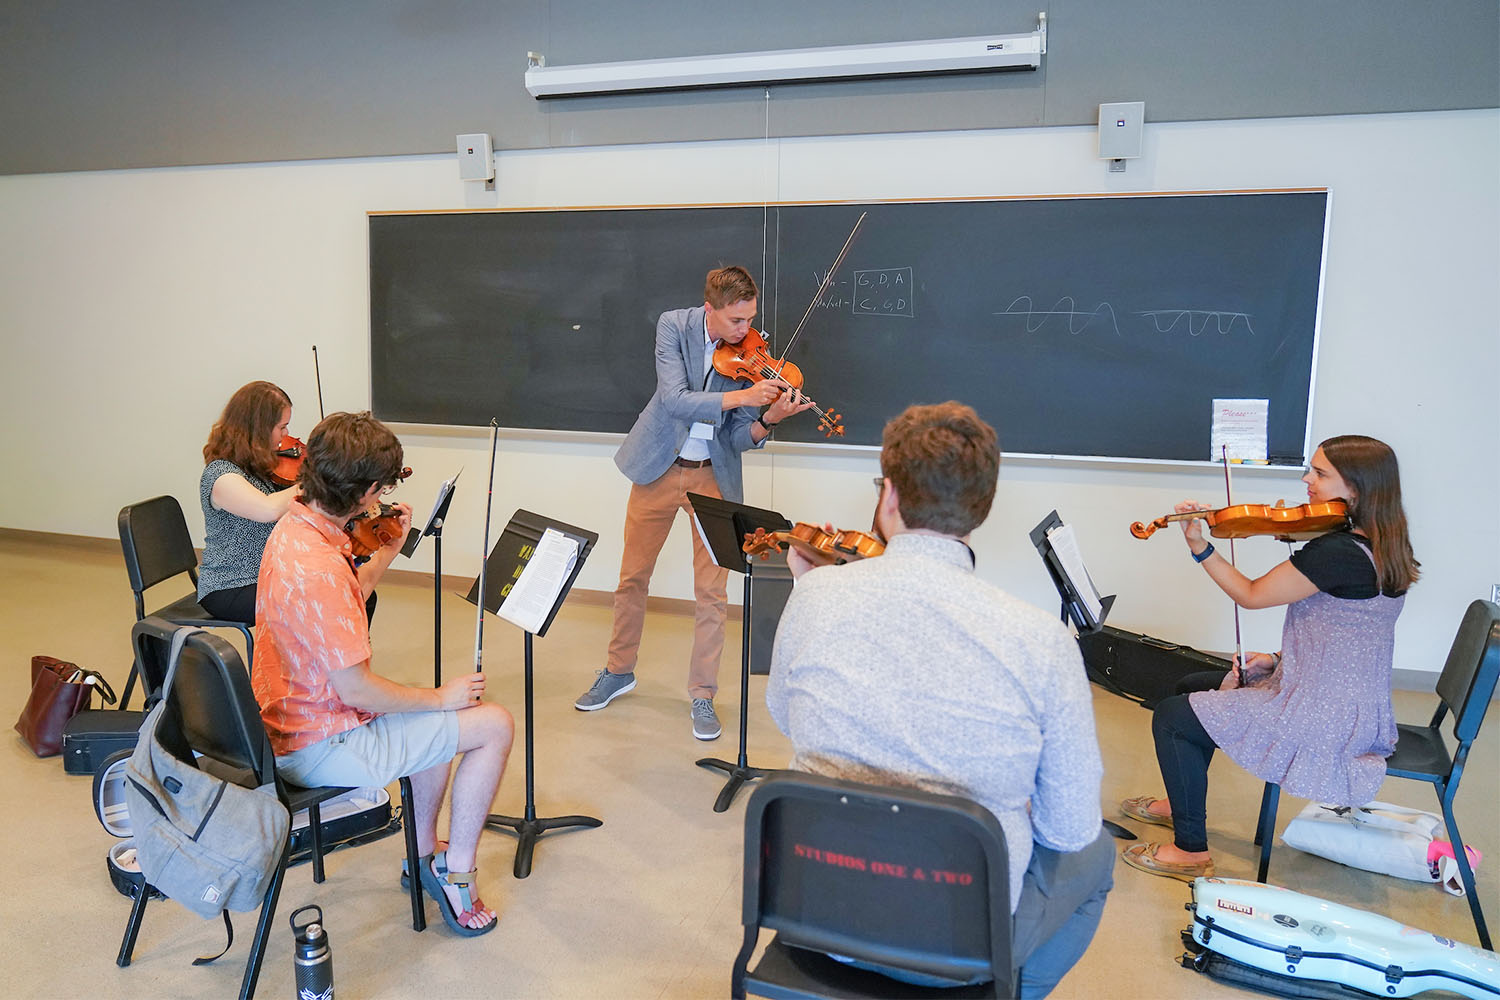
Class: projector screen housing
525,22,1046,99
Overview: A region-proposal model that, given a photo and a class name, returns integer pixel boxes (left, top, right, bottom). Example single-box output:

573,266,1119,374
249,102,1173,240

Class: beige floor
1,530,1494,999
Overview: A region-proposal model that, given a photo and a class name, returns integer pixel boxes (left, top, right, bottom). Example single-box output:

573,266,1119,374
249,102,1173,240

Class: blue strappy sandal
417,851,496,937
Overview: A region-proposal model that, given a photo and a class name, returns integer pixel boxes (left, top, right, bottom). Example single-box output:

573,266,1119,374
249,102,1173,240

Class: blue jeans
1151,694,1220,853
834,828,1116,999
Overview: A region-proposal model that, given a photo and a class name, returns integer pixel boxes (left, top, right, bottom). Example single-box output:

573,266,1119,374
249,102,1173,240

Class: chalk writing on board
996,296,1123,337
852,268,915,317
810,273,854,311
1135,309,1256,337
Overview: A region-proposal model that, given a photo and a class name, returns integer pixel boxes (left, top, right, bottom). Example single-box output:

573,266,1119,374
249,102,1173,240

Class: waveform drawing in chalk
1135,309,1256,337
996,296,1122,337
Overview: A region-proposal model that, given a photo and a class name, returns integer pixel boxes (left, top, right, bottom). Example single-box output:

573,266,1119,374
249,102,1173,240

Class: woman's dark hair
1320,434,1419,594
202,381,292,481
299,411,404,517
881,402,1000,536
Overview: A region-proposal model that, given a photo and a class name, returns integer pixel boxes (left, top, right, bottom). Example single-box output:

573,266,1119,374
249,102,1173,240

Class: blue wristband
1192,542,1215,564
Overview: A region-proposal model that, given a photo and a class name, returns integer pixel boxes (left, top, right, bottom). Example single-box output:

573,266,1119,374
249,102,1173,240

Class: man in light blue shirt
768,401,1114,998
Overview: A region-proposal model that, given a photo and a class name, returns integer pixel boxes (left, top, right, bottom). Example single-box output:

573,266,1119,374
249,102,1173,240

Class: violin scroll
1129,518,1165,540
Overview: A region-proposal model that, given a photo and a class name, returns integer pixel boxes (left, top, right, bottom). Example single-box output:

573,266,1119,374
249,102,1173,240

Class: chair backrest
1436,600,1500,745
741,771,1012,989
130,616,276,788
118,496,200,609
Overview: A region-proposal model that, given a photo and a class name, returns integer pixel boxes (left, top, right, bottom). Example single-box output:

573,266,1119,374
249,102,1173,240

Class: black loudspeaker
1076,626,1230,709
748,554,794,676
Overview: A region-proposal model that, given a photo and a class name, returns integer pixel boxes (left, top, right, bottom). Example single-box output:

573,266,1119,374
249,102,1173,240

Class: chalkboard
370,191,1327,464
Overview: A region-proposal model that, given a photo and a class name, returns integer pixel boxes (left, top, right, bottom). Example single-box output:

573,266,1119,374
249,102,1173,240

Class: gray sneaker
691,698,722,740
574,669,636,711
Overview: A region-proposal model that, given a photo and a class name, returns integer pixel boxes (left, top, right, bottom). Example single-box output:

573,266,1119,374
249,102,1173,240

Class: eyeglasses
872,476,885,497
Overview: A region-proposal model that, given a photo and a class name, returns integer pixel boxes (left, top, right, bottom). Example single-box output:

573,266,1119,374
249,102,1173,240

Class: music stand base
694,757,769,813
484,812,603,879
1103,819,1135,841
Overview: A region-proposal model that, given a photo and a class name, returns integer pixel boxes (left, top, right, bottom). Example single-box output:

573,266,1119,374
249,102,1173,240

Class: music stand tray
685,492,790,813
464,509,600,878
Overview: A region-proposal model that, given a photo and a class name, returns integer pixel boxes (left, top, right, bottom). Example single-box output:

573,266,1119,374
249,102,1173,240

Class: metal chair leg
308,802,326,883
1255,783,1279,882
399,777,426,932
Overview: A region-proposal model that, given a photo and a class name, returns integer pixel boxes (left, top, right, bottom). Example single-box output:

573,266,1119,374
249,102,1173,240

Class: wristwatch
755,415,778,431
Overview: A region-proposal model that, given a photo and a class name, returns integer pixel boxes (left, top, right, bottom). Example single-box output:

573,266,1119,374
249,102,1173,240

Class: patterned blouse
198,459,277,597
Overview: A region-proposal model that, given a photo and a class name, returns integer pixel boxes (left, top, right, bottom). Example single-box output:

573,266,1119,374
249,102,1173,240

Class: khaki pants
606,463,728,699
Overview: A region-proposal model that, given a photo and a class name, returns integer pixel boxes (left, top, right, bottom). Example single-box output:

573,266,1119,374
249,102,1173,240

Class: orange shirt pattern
252,502,375,755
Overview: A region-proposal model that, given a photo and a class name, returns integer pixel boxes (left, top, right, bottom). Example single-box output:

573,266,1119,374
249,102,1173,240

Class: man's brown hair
881,402,1000,536
704,266,758,309
202,380,292,481
299,411,404,517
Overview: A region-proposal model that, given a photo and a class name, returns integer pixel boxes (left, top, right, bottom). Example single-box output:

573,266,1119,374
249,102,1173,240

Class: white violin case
1181,877,1498,998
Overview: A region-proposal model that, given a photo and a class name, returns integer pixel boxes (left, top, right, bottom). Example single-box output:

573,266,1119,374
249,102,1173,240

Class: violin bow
473,417,500,673
773,211,867,369
311,345,326,420
1221,446,1245,672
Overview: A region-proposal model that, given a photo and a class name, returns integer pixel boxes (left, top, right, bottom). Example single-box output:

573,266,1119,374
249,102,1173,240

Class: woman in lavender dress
1119,435,1419,881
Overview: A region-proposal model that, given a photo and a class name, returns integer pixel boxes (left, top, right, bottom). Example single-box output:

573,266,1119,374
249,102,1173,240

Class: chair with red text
731,771,1016,999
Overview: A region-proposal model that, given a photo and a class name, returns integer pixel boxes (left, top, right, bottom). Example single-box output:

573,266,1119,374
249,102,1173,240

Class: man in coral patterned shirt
253,411,513,937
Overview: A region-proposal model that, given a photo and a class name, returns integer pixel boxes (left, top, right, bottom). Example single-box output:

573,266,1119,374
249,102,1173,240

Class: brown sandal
1121,842,1214,883
1120,794,1174,828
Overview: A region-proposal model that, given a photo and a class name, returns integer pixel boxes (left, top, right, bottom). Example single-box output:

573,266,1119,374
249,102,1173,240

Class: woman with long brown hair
1119,434,1419,881
197,381,301,623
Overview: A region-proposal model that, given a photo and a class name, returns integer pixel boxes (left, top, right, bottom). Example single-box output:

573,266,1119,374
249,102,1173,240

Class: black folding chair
1254,599,1499,950
117,495,257,709
117,618,426,1000
732,771,1016,999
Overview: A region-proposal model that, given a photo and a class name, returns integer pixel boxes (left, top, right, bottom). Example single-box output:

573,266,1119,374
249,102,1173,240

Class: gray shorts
276,711,460,788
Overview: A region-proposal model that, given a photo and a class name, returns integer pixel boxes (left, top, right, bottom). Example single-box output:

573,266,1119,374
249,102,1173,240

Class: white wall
2,109,1495,678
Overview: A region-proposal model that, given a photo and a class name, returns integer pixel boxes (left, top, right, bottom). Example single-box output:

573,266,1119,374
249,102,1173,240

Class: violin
743,522,885,566
345,502,406,559
341,465,415,557
1130,499,1350,542
712,327,845,438
270,435,305,487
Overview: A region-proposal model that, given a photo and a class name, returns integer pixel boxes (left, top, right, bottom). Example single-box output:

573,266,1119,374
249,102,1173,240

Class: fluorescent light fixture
524,16,1046,99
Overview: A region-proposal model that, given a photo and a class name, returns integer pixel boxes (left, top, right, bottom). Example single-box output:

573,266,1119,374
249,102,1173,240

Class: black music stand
1029,510,1133,841
1029,510,1115,635
404,471,459,688
464,509,600,878
686,491,791,813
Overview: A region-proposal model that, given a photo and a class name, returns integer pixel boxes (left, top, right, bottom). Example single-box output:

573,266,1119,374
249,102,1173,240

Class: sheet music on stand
1045,522,1105,629
497,528,579,634
1029,510,1114,633
401,468,461,558
464,510,597,639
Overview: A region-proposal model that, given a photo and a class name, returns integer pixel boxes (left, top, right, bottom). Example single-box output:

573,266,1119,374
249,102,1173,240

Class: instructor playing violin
1120,435,1420,881
573,265,813,740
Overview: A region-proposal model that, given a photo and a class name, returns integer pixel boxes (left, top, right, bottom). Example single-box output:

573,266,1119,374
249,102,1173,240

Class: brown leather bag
14,655,117,757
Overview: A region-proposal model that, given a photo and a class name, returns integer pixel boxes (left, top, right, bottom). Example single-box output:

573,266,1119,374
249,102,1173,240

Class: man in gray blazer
575,265,811,740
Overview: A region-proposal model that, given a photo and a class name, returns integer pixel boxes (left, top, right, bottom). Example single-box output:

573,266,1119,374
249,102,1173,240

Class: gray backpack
122,627,290,919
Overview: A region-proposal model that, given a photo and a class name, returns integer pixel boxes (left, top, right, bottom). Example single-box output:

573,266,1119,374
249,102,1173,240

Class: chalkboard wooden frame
369,189,1328,467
